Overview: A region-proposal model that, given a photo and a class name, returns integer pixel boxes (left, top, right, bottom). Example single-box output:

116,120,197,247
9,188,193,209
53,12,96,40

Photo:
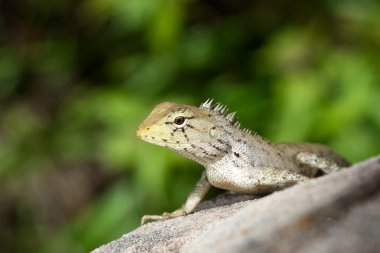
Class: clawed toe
141,209,189,225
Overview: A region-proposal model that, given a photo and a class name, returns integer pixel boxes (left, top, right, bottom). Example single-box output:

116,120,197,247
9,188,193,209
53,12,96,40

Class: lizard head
136,100,241,165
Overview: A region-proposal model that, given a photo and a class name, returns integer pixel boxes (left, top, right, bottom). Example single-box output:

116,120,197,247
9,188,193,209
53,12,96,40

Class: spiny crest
199,99,252,135
200,98,213,109
242,128,252,135
200,99,234,121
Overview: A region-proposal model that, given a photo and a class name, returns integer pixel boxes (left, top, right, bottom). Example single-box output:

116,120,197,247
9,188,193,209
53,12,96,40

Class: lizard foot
141,207,188,225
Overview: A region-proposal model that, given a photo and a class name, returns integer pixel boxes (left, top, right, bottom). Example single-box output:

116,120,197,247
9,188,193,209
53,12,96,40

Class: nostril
146,127,150,130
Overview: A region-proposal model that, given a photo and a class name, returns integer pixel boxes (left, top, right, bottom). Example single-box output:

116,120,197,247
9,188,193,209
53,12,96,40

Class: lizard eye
173,116,186,126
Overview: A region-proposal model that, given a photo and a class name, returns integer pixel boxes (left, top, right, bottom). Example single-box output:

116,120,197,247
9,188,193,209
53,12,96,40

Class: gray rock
91,155,380,253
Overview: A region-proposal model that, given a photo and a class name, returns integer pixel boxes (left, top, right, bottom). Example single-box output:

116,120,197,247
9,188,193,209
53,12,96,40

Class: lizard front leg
141,171,211,224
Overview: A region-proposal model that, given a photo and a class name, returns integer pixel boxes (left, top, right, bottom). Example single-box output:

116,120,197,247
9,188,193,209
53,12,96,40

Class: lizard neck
168,131,231,167
222,124,280,166
169,122,274,168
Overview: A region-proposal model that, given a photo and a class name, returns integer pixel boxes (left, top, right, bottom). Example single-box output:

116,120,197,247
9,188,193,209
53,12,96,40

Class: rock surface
92,155,380,253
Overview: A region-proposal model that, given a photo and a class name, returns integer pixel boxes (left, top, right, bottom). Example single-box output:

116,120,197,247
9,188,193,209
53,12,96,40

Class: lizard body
136,99,349,224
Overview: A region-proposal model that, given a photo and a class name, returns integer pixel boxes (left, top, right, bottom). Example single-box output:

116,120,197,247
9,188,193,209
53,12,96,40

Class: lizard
136,99,349,224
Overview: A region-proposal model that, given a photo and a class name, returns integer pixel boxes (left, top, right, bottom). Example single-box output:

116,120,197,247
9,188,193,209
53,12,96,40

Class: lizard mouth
137,133,187,146
136,126,188,147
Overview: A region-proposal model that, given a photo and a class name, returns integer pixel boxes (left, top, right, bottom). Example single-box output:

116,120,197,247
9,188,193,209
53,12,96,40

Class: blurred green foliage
1,0,380,252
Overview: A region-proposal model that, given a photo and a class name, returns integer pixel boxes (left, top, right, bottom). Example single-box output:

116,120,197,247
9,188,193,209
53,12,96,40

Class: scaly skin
136,99,349,224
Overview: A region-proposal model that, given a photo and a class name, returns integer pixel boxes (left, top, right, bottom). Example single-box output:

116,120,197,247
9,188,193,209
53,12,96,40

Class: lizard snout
135,127,143,138
135,125,151,139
